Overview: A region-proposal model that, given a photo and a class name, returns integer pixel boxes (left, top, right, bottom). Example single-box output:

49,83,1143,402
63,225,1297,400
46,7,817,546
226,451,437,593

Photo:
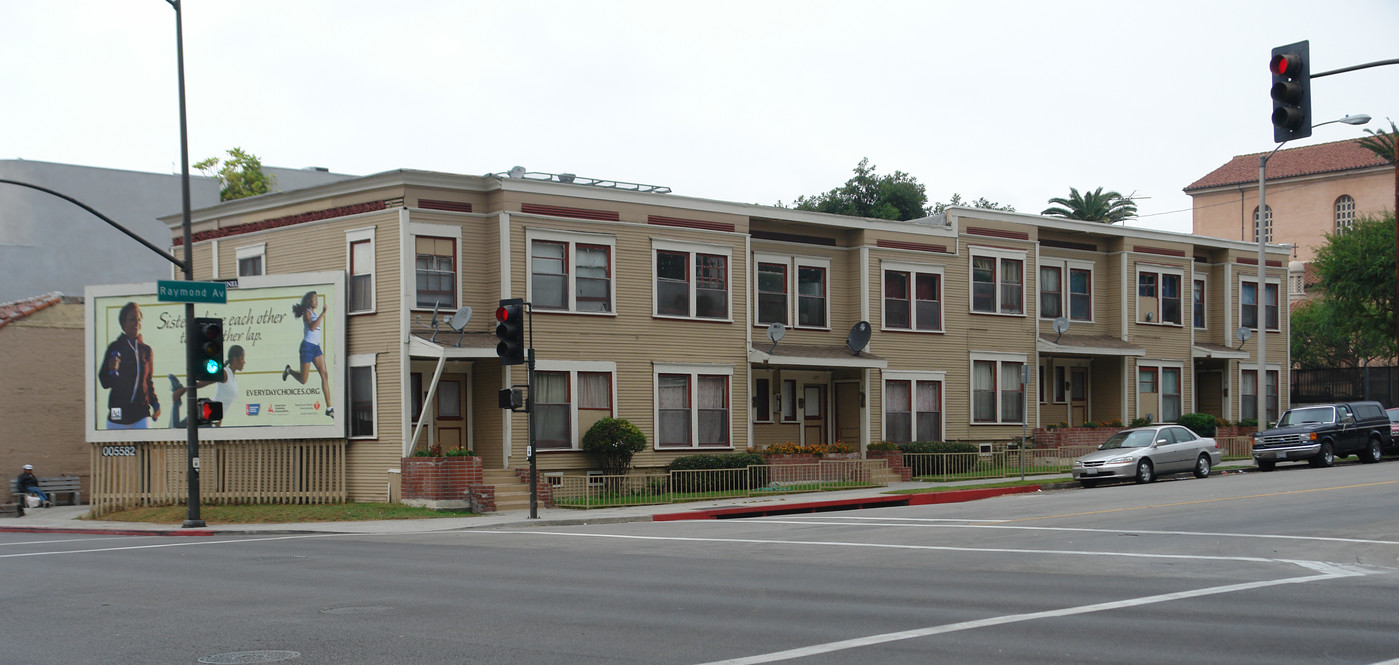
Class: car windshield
1278,407,1334,426
1100,430,1156,449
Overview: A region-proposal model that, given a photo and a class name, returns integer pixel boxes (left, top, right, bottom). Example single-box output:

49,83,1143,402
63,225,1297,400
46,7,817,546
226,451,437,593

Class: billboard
86,271,346,442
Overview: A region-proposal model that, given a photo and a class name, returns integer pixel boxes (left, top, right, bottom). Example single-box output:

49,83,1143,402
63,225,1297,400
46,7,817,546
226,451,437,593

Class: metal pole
526,305,537,519
1257,153,1268,430
170,0,203,528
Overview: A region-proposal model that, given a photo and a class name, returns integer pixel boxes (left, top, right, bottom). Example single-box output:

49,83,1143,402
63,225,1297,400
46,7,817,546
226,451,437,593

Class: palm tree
1041,187,1138,224
1357,118,1397,163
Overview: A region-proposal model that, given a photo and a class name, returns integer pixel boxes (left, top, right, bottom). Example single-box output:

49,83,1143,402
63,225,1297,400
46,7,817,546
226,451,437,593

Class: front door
435,376,465,453
803,385,826,445
1070,368,1089,426
834,382,860,446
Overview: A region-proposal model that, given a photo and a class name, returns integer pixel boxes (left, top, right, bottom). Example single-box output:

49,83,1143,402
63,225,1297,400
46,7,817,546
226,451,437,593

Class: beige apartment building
1187,138,1392,266
159,168,1290,502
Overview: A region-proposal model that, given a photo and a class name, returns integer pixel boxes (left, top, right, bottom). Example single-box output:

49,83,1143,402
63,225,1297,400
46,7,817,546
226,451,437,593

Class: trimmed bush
668,452,767,493
581,418,647,476
1177,413,1221,438
867,441,900,451
899,441,979,476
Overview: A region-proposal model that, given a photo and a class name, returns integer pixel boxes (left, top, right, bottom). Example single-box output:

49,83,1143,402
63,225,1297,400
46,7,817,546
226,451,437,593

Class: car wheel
1309,442,1336,468
1134,459,1155,484
1257,459,1276,471
1193,454,1211,478
1079,479,1098,488
1361,437,1383,464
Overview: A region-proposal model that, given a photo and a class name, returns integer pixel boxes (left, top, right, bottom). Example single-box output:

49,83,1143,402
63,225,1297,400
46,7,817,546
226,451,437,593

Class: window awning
1192,343,1250,360
748,343,887,369
1037,333,1145,357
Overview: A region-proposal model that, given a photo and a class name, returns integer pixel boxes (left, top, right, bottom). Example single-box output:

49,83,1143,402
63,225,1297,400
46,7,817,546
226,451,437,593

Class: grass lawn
83,503,476,525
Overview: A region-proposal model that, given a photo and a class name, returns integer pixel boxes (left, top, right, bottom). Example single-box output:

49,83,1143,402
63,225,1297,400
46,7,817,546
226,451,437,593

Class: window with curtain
972,253,1023,315
999,362,1024,423
915,380,942,441
1040,266,1063,319
1161,368,1181,422
884,269,942,331
884,271,911,329
695,254,728,319
1241,280,1279,331
1192,279,1206,329
575,245,611,313
999,259,1023,314
1068,268,1092,321
534,372,571,450
697,376,729,445
415,236,456,309
656,247,728,320
885,381,912,443
349,239,373,313
1240,370,1277,423
658,374,691,447
973,361,996,422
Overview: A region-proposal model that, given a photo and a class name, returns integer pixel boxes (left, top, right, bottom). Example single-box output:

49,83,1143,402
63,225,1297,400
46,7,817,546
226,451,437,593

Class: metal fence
1292,366,1398,408
551,459,889,509
900,446,1099,482
1215,436,1254,460
90,440,346,516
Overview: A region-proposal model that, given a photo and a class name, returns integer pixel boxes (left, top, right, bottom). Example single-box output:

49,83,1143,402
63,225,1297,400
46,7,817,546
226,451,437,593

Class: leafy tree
1357,117,1397,163
790,158,930,221
194,147,276,201
1290,298,1379,368
1041,187,1137,223
1299,212,1398,365
931,193,1015,215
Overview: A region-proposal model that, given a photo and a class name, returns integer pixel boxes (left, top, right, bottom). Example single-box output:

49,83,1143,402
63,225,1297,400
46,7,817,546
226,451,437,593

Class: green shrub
581,418,647,476
1129,416,1153,428
668,452,765,471
898,441,979,476
1237,418,1258,428
1177,413,1219,438
668,452,766,492
867,441,900,451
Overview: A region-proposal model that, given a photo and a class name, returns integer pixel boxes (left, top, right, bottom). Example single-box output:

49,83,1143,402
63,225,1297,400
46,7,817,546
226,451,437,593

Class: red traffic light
495,306,513,323
1270,52,1300,77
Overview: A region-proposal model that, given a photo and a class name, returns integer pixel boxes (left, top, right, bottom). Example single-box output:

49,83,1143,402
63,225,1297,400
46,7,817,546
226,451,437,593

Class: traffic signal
195,397,222,426
193,317,224,381
495,299,525,366
1270,40,1311,143
498,388,523,410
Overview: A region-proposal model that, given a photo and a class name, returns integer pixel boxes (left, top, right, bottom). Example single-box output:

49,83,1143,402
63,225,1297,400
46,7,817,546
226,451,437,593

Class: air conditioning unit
979,443,995,455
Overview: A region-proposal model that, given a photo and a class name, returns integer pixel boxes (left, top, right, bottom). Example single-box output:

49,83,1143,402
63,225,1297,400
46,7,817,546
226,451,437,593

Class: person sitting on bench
17,464,50,508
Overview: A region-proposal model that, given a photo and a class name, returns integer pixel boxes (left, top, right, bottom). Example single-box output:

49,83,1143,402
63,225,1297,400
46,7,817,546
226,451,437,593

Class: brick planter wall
866,450,912,481
401,456,482,509
1032,427,1126,448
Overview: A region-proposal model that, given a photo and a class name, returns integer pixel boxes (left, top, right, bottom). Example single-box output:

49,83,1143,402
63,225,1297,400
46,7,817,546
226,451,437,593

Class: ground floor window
884,376,942,442
532,363,617,451
1241,368,1279,424
656,364,732,449
348,354,376,438
972,356,1025,424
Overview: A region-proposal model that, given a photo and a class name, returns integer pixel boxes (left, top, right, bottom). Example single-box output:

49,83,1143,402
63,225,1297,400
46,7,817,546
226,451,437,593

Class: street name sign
156,280,227,304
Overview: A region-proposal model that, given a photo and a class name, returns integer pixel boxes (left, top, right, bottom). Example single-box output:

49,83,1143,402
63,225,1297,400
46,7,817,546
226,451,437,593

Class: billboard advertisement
86,271,346,442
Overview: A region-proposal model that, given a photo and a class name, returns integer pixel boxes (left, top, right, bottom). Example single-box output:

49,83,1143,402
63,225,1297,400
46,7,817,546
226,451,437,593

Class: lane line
0,533,346,558
691,566,1367,665
992,480,1399,524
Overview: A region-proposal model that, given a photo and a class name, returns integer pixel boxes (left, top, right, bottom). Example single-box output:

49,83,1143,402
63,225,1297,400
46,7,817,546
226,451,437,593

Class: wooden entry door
803,385,826,444
834,382,860,445
1070,368,1089,426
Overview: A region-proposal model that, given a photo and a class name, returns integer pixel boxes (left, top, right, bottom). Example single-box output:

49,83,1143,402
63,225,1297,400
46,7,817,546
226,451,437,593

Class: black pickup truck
1252,401,1391,471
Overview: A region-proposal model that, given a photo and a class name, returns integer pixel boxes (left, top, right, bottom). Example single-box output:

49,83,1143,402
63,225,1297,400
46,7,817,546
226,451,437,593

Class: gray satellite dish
1235,326,1253,349
1052,316,1069,343
507,166,526,178
846,321,872,355
766,322,786,353
449,306,473,347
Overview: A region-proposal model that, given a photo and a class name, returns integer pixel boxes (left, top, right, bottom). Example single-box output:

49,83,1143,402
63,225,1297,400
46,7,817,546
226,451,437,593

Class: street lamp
1254,114,1370,428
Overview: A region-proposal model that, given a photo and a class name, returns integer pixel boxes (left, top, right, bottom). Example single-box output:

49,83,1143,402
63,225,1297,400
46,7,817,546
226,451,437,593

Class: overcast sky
3,1,1396,234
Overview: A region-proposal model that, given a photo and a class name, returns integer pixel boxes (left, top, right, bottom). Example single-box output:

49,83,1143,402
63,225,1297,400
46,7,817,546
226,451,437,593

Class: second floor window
755,256,830,328
656,248,729,320
971,253,1023,315
531,238,613,313
1335,195,1356,233
884,269,943,331
349,238,374,313
1192,279,1206,329
1039,266,1063,319
415,236,455,309
797,266,827,327
1241,280,1279,331
1137,270,1182,325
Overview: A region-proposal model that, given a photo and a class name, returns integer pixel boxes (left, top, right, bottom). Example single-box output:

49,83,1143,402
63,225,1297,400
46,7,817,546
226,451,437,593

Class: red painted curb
652,484,1041,521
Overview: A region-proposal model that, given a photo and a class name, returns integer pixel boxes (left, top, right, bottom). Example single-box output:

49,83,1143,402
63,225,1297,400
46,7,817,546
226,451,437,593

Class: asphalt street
4,463,1398,664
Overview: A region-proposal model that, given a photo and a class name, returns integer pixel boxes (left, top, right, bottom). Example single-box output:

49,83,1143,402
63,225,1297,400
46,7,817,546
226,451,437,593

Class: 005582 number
101,445,137,457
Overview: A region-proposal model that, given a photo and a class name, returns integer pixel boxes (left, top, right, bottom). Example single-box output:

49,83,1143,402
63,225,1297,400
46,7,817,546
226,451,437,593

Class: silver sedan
1072,425,1223,487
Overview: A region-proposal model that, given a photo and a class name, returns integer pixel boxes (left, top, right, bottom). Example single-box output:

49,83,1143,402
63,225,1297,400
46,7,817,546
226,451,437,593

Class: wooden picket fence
89,440,346,516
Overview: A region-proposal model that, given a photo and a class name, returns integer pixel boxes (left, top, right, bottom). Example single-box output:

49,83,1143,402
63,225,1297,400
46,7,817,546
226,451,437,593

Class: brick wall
400,456,482,501
0,305,88,499
1032,427,1126,448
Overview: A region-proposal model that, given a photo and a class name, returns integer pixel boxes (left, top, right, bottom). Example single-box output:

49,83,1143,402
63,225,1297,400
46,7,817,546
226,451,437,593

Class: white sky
3,0,1396,234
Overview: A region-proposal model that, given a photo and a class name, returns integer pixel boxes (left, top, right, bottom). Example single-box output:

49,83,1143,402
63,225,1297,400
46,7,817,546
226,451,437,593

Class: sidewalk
2,463,1255,537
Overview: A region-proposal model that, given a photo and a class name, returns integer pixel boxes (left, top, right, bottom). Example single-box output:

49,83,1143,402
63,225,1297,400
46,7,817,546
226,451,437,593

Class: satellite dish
1052,316,1069,343
507,166,526,178
846,321,872,355
766,322,786,353
449,306,473,347
1235,326,1253,349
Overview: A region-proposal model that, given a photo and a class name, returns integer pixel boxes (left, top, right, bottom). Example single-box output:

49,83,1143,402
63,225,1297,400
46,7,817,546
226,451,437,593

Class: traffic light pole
170,0,204,529
527,344,538,519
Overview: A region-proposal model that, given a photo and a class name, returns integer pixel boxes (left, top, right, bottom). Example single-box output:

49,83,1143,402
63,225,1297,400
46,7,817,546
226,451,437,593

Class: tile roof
0,292,63,330
1184,138,1391,192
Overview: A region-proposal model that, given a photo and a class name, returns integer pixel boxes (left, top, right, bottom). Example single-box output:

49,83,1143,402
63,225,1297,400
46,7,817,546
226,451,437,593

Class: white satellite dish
1235,326,1253,349
766,322,786,353
449,306,473,347
1052,316,1069,343
846,321,872,355
507,166,526,178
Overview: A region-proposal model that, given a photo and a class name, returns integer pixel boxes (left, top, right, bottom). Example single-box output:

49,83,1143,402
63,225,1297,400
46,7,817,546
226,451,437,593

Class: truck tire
1309,442,1335,468
1361,436,1383,464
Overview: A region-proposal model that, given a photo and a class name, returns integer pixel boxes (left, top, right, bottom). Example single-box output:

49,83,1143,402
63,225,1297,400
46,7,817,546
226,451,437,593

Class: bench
9,476,82,506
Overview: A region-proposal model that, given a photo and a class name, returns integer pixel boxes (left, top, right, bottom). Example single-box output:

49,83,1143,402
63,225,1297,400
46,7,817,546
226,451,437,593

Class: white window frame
753,253,832,330
653,239,733,322
410,222,462,312
882,370,946,443
970,351,1027,425
346,227,376,315
533,360,618,451
348,353,377,439
1240,276,1282,332
236,242,266,278
653,362,734,450
880,260,945,333
1240,364,1281,424
1192,273,1207,330
1135,265,1185,326
1136,361,1184,423
968,246,1026,316
1039,258,1094,323
1335,195,1356,233
527,228,618,316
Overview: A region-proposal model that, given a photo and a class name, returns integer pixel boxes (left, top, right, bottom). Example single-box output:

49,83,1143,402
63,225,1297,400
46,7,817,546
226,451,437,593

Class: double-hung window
1241,368,1279,423
884,373,944,443
656,364,732,448
1041,259,1093,321
755,254,831,328
1192,277,1206,329
1137,364,1182,422
532,362,617,451
1039,266,1063,319
348,354,377,438
1137,267,1183,325
529,230,615,314
654,240,730,320
236,243,266,278
970,248,1025,315
882,262,943,332
412,224,460,309
347,227,375,314
1241,279,1279,331
972,354,1026,424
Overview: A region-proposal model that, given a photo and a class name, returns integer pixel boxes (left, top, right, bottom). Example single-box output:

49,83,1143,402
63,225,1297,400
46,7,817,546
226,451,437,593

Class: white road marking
691,567,1368,665
0,533,345,558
